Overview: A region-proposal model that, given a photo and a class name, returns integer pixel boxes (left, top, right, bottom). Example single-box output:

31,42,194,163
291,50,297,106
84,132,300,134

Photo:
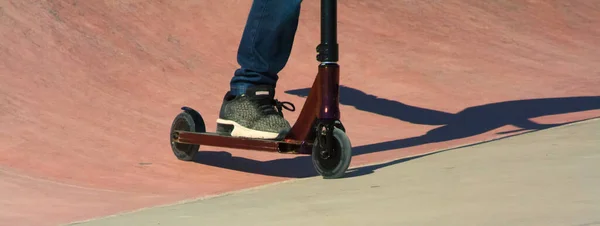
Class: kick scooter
169,0,351,179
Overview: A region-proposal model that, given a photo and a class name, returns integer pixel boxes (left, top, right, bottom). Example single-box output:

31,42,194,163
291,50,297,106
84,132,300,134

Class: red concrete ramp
1,0,599,225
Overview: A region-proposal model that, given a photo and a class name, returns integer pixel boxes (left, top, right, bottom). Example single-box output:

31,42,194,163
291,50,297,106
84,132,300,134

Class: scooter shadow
193,152,315,178
192,150,430,178
190,86,600,178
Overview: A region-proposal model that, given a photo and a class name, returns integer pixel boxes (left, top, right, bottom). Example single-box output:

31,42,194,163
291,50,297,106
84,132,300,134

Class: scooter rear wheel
169,108,206,161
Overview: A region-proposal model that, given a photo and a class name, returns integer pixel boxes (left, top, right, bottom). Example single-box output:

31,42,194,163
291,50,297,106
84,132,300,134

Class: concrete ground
69,118,600,226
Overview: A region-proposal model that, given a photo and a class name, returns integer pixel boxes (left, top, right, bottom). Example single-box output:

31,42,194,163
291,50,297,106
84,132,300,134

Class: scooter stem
283,0,340,145
315,0,340,121
317,0,338,62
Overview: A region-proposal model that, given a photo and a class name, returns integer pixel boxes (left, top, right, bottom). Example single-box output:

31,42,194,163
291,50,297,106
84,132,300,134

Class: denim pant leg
230,0,303,95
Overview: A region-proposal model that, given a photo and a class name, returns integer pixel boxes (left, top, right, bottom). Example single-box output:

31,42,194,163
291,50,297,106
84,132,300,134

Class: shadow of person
349,95,600,156
286,85,455,125
191,86,599,178
286,86,600,155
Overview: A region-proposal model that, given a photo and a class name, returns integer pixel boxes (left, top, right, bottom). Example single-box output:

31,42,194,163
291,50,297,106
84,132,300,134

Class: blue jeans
230,0,303,96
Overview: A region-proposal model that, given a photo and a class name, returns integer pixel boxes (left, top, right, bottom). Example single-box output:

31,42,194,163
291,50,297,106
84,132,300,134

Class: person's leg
217,0,302,140
230,0,303,95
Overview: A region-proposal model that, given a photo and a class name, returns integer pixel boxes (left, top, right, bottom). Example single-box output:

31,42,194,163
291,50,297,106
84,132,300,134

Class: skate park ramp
1,0,599,225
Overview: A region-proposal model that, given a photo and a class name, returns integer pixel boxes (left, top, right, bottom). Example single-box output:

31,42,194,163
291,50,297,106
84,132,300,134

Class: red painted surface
1,0,599,225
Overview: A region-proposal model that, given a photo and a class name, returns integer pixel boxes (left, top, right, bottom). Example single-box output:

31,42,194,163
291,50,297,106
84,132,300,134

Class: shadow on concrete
192,85,600,178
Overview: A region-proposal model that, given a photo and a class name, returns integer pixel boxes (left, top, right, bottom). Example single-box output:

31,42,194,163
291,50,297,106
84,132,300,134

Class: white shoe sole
216,119,281,139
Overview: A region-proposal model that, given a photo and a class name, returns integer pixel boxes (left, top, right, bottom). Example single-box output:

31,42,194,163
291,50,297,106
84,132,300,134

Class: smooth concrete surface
69,119,600,226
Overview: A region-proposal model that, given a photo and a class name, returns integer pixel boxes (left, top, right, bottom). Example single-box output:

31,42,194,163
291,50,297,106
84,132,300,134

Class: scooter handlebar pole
317,0,338,62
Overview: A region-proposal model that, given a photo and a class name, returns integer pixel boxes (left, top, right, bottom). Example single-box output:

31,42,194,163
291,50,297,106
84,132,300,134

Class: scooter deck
172,130,311,154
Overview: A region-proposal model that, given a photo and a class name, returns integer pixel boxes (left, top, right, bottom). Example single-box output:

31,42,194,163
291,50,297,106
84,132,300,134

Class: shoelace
274,99,296,112
255,98,296,115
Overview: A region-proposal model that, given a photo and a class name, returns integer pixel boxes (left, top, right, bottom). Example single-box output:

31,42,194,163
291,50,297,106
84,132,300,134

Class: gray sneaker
216,85,296,140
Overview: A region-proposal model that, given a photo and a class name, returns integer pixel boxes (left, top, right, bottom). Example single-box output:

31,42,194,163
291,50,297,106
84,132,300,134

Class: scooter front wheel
311,127,352,179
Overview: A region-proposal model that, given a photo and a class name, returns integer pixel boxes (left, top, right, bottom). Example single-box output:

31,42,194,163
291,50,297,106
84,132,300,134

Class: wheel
169,107,206,161
311,127,352,179
334,120,346,132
